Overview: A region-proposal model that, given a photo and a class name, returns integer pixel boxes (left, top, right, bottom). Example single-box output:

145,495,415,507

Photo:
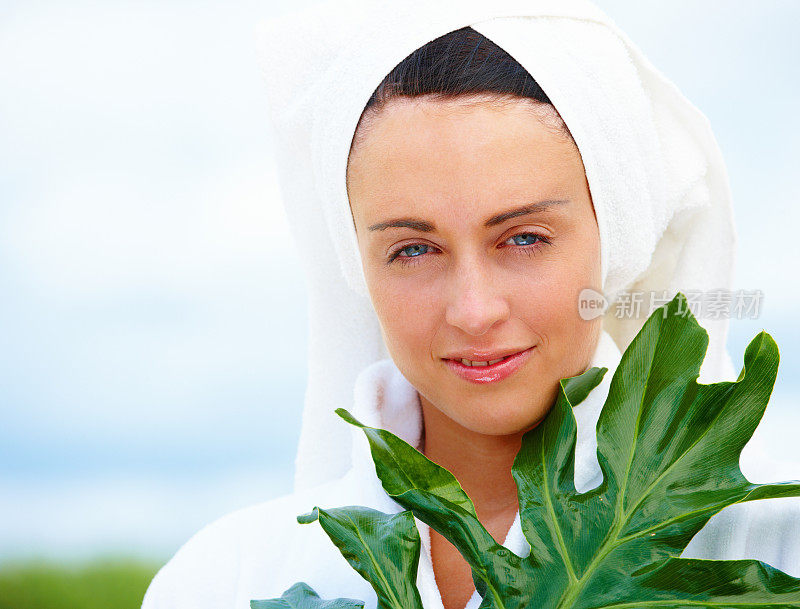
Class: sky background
1,0,799,565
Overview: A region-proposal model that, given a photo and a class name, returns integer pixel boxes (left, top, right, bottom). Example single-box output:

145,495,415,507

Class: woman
142,2,800,608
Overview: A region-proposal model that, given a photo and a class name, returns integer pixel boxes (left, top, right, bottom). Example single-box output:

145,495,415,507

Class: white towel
254,0,739,492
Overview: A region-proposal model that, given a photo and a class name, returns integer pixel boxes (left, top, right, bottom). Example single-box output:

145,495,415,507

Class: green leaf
250,582,364,609
257,292,800,609
509,291,800,608
294,506,423,609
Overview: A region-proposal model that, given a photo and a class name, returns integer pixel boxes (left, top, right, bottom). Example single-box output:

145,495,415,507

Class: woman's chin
447,404,552,437
416,376,559,437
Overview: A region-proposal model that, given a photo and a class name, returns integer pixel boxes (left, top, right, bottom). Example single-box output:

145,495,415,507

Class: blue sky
1,0,799,563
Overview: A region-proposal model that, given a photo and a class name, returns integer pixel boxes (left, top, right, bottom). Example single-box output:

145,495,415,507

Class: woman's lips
444,347,535,384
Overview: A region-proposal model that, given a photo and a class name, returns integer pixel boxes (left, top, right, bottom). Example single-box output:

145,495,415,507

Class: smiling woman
342,31,608,608
140,2,800,609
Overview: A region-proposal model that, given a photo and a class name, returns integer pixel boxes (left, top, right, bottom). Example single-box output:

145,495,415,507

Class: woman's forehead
346,97,586,220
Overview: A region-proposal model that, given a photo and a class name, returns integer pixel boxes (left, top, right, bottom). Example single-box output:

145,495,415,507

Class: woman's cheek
374,287,433,351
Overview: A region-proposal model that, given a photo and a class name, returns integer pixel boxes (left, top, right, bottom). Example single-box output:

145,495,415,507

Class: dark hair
349,26,573,154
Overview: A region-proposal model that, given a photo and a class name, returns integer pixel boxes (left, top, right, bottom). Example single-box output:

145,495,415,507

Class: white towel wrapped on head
254,0,738,492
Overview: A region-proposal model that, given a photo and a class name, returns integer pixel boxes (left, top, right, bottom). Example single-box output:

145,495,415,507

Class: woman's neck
419,396,522,522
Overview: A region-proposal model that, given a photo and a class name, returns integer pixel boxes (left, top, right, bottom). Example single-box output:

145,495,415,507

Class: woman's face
346,96,602,436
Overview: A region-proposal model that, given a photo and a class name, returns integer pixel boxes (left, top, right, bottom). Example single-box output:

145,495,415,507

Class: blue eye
509,233,542,246
387,231,550,266
399,244,430,258
387,243,437,266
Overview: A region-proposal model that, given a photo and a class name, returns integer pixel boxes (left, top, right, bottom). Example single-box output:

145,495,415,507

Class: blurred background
1,0,798,607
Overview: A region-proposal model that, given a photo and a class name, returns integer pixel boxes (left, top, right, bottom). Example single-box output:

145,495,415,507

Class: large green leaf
507,292,800,609
254,292,800,608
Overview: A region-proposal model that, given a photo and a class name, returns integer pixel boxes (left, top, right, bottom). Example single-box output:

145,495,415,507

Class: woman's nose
444,264,511,336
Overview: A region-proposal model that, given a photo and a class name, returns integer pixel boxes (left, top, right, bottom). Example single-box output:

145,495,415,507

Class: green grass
0,558,163,609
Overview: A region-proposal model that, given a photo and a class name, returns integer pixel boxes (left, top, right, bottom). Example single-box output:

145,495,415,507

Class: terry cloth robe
141,329,800,609
143,0,800,606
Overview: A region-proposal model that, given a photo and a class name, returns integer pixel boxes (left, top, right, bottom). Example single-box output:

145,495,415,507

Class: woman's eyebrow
367,199,569,232
484,199,569,227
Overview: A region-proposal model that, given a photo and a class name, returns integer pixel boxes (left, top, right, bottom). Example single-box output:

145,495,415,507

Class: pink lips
444,347,534,384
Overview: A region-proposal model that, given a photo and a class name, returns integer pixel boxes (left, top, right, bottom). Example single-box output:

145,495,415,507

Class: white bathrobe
141,329,800,609
143,1,800,606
